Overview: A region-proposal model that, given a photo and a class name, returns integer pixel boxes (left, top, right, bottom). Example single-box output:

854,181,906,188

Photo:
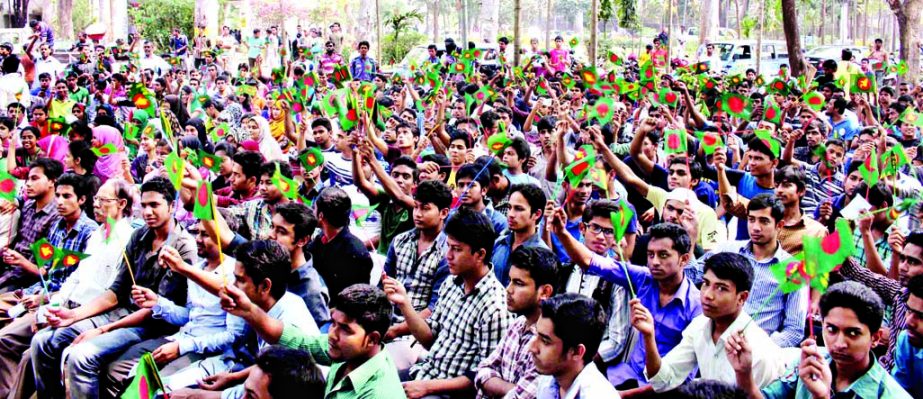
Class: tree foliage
128,0,195,50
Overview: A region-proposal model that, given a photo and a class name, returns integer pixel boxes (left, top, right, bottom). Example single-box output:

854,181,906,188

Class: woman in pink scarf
91,125,126,183
36,135,68,162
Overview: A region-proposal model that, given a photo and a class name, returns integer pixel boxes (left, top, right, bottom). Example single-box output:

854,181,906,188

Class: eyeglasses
94,196,120,203
586,223,615,237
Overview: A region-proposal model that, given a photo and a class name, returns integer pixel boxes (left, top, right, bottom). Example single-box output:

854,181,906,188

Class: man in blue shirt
892,274,923,398
349,40,377,81
704,135,778,240
492,184,548,286
453,163,508,234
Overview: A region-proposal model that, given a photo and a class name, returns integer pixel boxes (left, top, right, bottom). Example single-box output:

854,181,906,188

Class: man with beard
319,40,344,76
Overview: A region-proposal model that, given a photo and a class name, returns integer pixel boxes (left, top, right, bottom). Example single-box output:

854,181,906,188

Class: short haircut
908,275,923,300
391,156,419,182
335,284,393,337
820,281,885,333
140,176,177,204
316,186,352,228
444,206,497,260
537,116,557,132
746,135,778,160
274,202,318,242
215,141,236,158
747,193,784,223
775,165,806,192
509,183,546,215
668,156,703,180
859,181,894,208
674,380,748,399
311,117,333,132
108,179,136,217
822,59,838,70
55,173,89,202
480,110,499,130
68,140,99,173
260,161,293,180
832,98,848,114
509,246,559,290
414,179,453,210
449,130,473,148
703,252,754,292
358,40,370,49
232,151,265,180
539,293,607,364
235,240,291,300
456,162,490,190
506,137,531,160
846,160,863,176
905,231,923,251
582,199,620,223
254,345,325,399
648,223,692,255
30,158,64,181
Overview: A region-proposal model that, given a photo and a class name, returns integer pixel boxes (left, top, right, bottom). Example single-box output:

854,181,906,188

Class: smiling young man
214,151,261,207
729,281,912,399
475,246,558,399
492,184,548,286
219,161,292,244
633,252,784,393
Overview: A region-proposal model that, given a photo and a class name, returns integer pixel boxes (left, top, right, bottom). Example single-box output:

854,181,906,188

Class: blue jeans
65,326,149,399
31,308,130,399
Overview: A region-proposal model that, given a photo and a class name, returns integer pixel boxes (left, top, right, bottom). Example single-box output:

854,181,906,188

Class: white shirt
0,73,31,108
645,312,787,392
535,363,620,399
140,54,172,77
55,218,135,306
33,56,64,89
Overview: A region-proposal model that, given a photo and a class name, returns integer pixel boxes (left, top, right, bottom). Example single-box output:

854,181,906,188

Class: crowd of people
0,17,918,399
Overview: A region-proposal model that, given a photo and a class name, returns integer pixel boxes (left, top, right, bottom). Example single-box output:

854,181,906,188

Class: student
475,246,559,398
729,281,912,399
491,184,549,286
240,345,326,399
635,252,784,392
530,293,618,398
502,137,541,186
772,166,826,254
454,162,508,234
892,274,923,398
308,187,374,299
222,161,293,241
353,150,417,255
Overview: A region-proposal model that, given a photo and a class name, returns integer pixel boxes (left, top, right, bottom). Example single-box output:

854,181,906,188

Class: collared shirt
761,351,911,399
475,316,541,399
587,254,702,386
10,198,59,262
707,240,807,348
851,226,893,269
224,198,273,241
55,218,135,305
412,267,512,381
278,324,406,399
349,56,377,81
645,312,786,392
534,364,620,399
290,257,331,326
308,227,373,299
778,214,827,254
24,213,98,294
837,259,908,369
319,53,344,75
368,194,413,255
384,228,449,320
892,330,923,398
152,258,246,356
491,230,549,286
803,163,844,215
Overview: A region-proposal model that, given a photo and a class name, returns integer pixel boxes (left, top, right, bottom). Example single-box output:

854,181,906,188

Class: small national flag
586,98,616,125
720,92,752,120
889,60,908,75
589,168,608,192
212,123,230,141
611,199,634,243
57,249,89,270
800,218,854,291
880,144,910,177
120,353,165,399
803,91,825,111
696,131,723,155
850,74,875,93
859,147,880,187
560,73,576,89
0,170,18,203
563,145,597,187
690,62,709,74
487,132,513,156
753,129,781,158
657,88,679,108
103,216,117,244
901,108,923,129
663,129,687,155
763,99,783,125
92,143,118,157
569,37,579,48
338,94,360,132
579,67,599,87
352,203,379,227
535,78,551,96
193,180,215,220
48,117,69,136
164,151,185,191
299,148,325,172
31,238,57,268
767,78,789,95
128,83,156,113
331,65,351,87
607,51,623,66
197,150,223,173
271,164,300,201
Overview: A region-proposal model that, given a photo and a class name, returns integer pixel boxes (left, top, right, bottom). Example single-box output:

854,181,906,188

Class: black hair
480,110,499,130
390,156,419,182
703,252,754,292
506,137,531,160
335,284,393,338
29,158,64,181
846,160,863,176
68,140,99,173
537,116,557,132
260,161,293,180
232,151,265,180
539,293,607,364
316,186,352,228
215,142,236,158
747,193,784,223
822,59,838,70
880,86,896,97
674,380,748,399
820,281,885,333
444,206,497,260
449,130,473,148
358,40,370,49
908,275,923,301
852,181,894,208
274,202,318,243
905,231,923,252
414,179,453,210
311,117,333,132
55,173,89,203
0,117,14,131
581,199,620,223
775,165,807,192
235,240,291,300
746,135,778,160
456,163,490,193
427,44,437,50
509,246,559,291
667,156,702,181
648,223,692,255
1,55,20,74
510,183,547,215
140,176,177,205
255,345,326,399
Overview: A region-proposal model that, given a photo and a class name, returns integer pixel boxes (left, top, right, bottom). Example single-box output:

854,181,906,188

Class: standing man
245,29,266,70
319,41,344,76
349,41,377,82
28,20,54,49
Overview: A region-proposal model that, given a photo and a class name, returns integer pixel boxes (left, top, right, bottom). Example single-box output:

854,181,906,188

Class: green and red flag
763,99,783,125
607,51,624,66
352,203,379,227
754,129,781,158
127,83,156,113
487,132,513,156
657,88,679,108
579,67,599,87
300,147,325,172
850,73,875,94
767,78,789,95
720,92,752,120
193,180,215,220
901,108,923,129
91,143,118,157
859,147,880,187
31,238,57,268
700,76,718,91
586,97,616,125
690,62,709,74
638,61,656,83
338,93,360,132
727,74,744,86
271,67,285,85
589,168,608,193
48,117,69,136
0,169,18,203
450,61,472,76
57,249,89,270
535,78,551,96
120,353,165,399
889,60,908,75
663,129,688,155
271,164,300,201
696,131,723,155
802,218,854,291
803,91,826,111
563,145,597,187
197,149,223,173
163,151,185,191
754,75,766,87
103,216,117,244
211,122,230,142
880,144,910,177
560,73,576,89
569,37,580,48
330,65,351,87
611,199,635,243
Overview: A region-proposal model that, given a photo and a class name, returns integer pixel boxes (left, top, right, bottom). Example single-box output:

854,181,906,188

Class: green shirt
278,323,407,399
761,351,912,399
69,87,89,105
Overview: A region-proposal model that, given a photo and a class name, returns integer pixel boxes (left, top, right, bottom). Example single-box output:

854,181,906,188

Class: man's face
774,180,802,207
55,83,68,99
143,43,153,55
191,222,218,259
7,106,22,122
455,177,484,206
390,165,415,196
747,150,775,177
448,139,467,165
413,199,444,230
747,207,780,246
706,45,714,55
667,163,692,189
395,127,414,148
359,45,369,56
452,102,466,119
233,262,266,307
529,317,570,376
507,191,538,233
327,309,374,362
258,174,283,204
822,306,880,371
646,237,686,281
39,76,51,90
507,265,542,314
140,191,172,229
843,170,863,196
40,45,51,57
824,144,846,170
641,136,658,160
661,199,689,224
502,147,523,170
25,166,53,199
571,180,593,204
445,236,481,276
700,269,747,320
905,294,923,347
268,213,300,254
581,216,615,254
313,126,331,147
898,243,923,286
55,185,83,220
805,128,823,147
900,84,910,96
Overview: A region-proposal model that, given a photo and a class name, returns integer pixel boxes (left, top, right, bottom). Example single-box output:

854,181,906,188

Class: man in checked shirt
383,207,513,399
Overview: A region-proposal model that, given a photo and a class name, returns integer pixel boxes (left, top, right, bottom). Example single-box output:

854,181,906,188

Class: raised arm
628,117,659,175
363,142,415,208
591,126,649,197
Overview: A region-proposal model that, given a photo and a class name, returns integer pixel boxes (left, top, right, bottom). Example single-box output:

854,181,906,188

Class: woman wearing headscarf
91,124,128,183
268,99,294,152
241,113,285,162
220,101,246,144
164,94,190,127
36,134,68,162
183,118,212,152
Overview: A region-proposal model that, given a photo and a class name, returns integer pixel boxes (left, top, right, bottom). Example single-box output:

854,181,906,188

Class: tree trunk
734,0,742,39
58,0,74,40
781,0,805,75
356,0,373,46
863,0,868,44
839,0,849,43
545,0,553,49
513,0,521,65
818,0,826,44
432,0,439,44
478,0,499,42
756,0,764,73
699,0,719,43
11,0,30,28
892,0,923,82
375,0,381,62
590,0,598,64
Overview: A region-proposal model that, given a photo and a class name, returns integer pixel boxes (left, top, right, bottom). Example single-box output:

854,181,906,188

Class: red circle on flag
0,178,14,193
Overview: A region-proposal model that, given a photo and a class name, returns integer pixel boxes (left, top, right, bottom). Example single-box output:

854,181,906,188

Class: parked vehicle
699,40,789,75
804,45,865,75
